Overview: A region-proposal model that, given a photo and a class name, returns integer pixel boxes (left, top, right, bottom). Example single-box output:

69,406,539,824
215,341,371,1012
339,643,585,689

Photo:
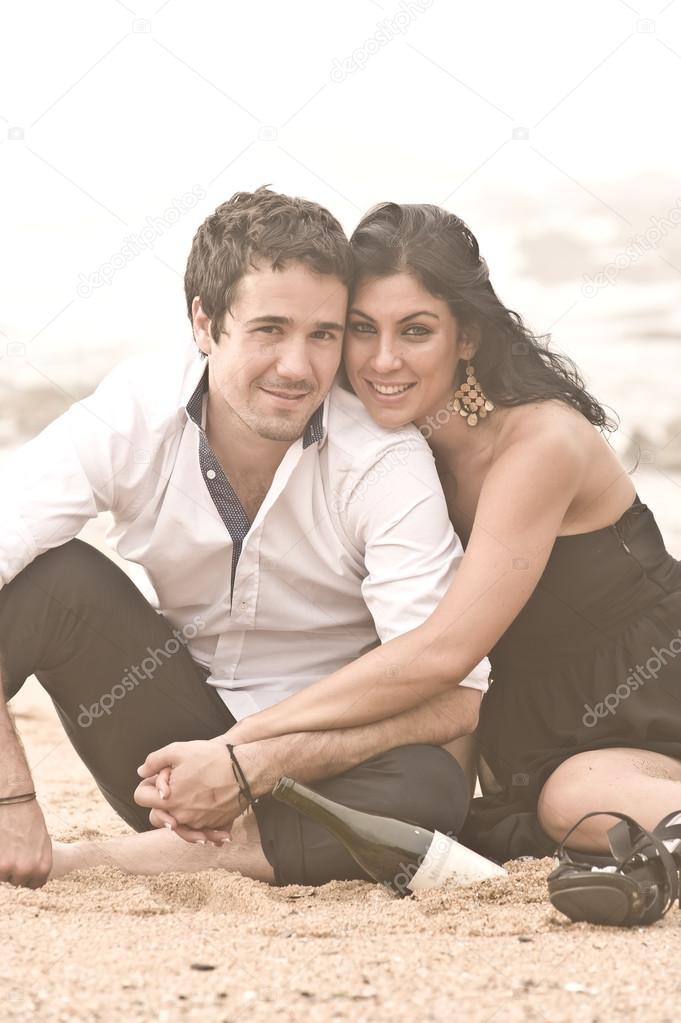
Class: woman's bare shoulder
495,398,596,453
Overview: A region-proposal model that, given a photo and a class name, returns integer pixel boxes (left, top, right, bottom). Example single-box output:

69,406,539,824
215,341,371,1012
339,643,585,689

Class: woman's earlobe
462,324,482,360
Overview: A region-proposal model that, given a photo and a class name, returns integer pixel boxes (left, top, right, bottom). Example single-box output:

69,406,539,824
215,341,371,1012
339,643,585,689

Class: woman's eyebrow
397,311,439,323
349,307,375,322
349,308,440,323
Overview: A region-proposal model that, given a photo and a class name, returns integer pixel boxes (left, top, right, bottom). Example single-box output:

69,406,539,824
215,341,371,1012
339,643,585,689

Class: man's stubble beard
248,416,309,442
237,396,318,443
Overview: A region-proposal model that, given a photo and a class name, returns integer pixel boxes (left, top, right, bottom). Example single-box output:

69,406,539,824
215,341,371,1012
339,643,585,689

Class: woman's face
344,272,472,430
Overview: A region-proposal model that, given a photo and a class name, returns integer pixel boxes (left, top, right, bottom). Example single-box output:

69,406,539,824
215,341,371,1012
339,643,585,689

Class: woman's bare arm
228,418,587,743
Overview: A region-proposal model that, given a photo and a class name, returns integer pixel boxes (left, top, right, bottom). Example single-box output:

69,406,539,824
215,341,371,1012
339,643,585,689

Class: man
0,187,488,889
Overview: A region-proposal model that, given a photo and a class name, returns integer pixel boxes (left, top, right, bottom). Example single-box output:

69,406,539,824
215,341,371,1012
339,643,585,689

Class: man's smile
259,386,312,405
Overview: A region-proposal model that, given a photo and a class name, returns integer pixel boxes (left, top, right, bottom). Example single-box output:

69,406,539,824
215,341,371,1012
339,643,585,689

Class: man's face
193,260,347,443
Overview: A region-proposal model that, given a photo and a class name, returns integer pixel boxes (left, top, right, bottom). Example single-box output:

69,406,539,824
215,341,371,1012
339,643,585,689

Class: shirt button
206,469,216,480
239,601,248,611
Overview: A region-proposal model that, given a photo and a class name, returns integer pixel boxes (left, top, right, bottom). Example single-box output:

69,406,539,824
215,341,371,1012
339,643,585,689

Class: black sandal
548,810,681,927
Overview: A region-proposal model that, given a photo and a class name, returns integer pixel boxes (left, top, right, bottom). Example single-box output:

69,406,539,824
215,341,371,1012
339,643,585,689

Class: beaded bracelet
0,790,36,805
225,744,257,811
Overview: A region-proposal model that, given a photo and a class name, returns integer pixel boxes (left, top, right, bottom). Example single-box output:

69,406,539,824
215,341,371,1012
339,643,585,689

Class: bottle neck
272,778,360,843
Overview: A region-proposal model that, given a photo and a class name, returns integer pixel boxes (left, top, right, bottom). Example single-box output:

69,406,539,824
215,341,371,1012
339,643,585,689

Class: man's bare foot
46,817,274,882
48,840,92,880
48,836,152,879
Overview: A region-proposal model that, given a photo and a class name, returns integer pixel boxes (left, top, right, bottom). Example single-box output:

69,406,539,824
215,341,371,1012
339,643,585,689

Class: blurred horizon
2,0,680,485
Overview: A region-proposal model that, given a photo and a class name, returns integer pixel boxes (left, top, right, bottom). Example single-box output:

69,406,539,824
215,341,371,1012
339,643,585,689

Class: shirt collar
185,363,327,449
185,362,207,427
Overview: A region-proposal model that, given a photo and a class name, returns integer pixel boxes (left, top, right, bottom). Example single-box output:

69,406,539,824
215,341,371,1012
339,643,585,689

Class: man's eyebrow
350,308,440,324
245,315,345,331
315,320,346,332
245,315,292,326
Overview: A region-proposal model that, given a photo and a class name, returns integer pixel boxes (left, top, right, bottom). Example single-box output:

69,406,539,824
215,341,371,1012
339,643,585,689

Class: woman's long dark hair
349,202,614,430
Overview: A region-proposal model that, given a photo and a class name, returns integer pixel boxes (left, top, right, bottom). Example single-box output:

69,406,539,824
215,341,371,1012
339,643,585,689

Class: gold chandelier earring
446,363,494,427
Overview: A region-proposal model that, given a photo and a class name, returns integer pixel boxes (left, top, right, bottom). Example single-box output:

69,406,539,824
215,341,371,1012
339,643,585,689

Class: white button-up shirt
0,341,490,719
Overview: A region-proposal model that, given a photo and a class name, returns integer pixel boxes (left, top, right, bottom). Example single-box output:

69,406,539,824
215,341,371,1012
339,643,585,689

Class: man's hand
0,685,53,887
0,799,52,888
134,738,267,843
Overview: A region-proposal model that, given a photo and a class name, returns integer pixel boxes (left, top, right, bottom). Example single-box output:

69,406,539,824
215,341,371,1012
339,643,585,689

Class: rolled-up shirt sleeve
0,361,148,590
345,431,491,693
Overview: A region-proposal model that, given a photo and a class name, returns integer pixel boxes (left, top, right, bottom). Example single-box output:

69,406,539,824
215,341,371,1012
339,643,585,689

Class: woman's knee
537,769,584,843
538,749,634,844
539,748,681,847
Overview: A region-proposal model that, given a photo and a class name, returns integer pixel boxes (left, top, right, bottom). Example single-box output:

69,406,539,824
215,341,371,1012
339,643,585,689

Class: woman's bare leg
538,747,681,852
49,810,274,883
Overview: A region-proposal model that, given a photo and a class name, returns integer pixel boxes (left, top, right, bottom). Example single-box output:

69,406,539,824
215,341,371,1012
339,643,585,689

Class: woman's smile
363,378,418,403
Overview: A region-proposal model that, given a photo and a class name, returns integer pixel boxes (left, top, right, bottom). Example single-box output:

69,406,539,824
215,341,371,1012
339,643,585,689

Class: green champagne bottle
271,776,506,896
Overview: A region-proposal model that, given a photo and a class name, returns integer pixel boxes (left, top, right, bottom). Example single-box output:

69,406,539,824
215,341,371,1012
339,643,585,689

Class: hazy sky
1,0,680,399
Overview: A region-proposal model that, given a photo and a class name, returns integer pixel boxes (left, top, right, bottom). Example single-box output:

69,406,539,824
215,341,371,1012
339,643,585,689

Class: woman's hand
134,738,240,843
134,737,272,844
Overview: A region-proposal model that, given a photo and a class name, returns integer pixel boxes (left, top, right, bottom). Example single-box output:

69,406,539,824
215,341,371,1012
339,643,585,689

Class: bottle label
407,831,507,891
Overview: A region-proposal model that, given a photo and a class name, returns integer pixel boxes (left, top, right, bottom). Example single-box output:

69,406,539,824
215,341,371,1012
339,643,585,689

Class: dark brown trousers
0,539,469,885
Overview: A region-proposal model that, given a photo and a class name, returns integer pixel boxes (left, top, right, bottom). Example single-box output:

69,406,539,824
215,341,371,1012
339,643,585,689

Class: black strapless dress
459,493,681,863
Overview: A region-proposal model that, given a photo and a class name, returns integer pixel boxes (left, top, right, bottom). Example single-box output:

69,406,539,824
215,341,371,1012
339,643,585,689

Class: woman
226,201,681,863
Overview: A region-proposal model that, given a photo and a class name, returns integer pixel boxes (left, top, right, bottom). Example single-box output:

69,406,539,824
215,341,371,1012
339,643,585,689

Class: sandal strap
555,810,624,864
612,819,680,913
609,811,681,859
556,811,680,916
652,810,681,851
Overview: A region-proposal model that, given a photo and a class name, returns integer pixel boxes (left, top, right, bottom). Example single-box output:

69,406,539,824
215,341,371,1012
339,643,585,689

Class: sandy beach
0,665,679,1023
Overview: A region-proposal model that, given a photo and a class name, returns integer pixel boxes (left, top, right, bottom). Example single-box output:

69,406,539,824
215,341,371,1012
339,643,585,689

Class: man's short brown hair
184,186,352,344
